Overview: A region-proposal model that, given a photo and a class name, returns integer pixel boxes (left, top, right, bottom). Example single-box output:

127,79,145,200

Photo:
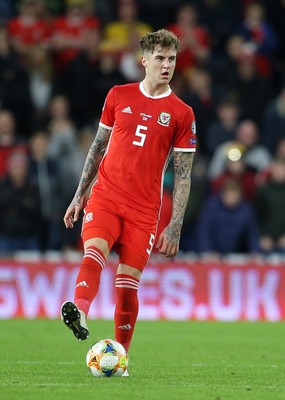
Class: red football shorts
81,196,158,271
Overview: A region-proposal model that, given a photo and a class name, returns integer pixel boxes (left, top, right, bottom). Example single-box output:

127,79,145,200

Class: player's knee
84,238,110,258
117,264,142,280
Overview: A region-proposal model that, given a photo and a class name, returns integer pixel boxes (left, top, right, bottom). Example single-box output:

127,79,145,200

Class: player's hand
63,197,84,229
156,225,180,257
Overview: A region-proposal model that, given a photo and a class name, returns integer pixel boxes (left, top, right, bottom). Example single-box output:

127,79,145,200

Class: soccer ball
86,339,128,377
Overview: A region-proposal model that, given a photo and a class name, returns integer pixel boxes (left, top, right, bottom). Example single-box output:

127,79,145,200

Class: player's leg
114,213,162,377
61,236,111,340
115,259,143,378
114,208,157,353
61,202,122,340
114,255,143,354
74,237,110,315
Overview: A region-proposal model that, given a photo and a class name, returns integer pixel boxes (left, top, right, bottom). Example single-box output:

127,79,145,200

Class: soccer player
61,29,196,363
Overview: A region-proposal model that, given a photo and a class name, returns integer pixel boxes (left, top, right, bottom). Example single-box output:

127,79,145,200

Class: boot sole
61,301,89,341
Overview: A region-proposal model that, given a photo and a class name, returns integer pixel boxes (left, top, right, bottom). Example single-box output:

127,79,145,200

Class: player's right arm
63,125,111,228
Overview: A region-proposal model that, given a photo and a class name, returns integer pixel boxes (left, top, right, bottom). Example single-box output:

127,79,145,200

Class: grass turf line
1,320,284,400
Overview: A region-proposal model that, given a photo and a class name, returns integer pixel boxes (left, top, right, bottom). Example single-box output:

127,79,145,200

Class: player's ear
141,55,147,67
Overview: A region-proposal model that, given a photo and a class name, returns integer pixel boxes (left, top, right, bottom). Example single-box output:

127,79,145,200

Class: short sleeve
173,106,196,152
99,87,116,130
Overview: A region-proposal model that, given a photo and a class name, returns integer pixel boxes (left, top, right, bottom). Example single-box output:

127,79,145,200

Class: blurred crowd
1,0,285,259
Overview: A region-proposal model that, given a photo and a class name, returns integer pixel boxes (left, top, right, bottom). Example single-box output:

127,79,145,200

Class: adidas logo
118,324,132,330
76,280,89,288
122,106,132,114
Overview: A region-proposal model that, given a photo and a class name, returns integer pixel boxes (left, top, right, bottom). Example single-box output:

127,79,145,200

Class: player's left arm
156,151,194,257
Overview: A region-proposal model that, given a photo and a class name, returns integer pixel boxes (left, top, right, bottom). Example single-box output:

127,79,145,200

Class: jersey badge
85,212,93,223
122,106,132,114
157,112,171,127
191,121,196,135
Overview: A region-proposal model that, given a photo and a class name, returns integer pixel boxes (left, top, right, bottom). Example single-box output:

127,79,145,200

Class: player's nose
162,59,170,68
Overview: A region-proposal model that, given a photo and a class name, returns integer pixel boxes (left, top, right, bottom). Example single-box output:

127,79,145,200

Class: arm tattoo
169,152,194,238
73,125,111,202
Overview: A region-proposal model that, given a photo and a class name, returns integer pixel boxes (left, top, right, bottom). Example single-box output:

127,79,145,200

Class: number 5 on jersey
133,125,148,147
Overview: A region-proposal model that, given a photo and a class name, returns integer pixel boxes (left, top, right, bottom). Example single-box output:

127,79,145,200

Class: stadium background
1,0,285,322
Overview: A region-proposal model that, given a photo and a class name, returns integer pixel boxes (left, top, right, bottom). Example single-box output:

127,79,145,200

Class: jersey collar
139,82,172,99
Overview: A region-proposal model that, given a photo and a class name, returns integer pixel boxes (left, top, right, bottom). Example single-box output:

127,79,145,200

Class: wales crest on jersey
157,112,171,126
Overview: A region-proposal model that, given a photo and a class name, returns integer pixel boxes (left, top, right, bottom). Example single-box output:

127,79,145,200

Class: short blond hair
140,29,180,54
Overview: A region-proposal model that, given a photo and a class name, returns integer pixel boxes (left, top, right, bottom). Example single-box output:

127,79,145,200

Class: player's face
142,46,177,86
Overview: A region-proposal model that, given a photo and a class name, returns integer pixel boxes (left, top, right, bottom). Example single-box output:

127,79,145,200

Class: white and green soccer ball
86,339,128,378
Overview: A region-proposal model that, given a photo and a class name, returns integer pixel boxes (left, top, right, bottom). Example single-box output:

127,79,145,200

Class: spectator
26,45,58,129
29,130,62,251
0,150,41,253
61,126,95,252
183,67,218,155
230,45,272,126
262,83,285,155
167,3,210,73
211,156,257,201
196,179,260,258
254,157,285,254
237,1,278,78
100,0,152,56
255,137,285,186
210,34,245,92
209,119,271,179
0,110,28,178
197,0,242,56
61,28,126,126
0,27,33,136
47,95,80,187
85,50,127,120
119,29,145,82
47,97,86,196
206,97,240,156
7,0,51,62
59,28,101,126
46,95,85,250
169,71,187,98
50,0,101,70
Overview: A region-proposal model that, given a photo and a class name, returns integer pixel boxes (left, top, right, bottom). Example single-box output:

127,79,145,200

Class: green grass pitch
1,319,284,400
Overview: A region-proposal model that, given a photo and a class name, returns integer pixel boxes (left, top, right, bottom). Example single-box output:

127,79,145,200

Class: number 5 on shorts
146,233,155,255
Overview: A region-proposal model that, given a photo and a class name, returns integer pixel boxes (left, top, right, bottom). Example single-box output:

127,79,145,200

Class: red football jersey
8,18,51,46
89,82,196,217
51,16,100,67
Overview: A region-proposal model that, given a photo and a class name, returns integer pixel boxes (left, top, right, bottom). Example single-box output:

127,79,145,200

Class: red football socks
74,246,106,315
114,274,140,353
